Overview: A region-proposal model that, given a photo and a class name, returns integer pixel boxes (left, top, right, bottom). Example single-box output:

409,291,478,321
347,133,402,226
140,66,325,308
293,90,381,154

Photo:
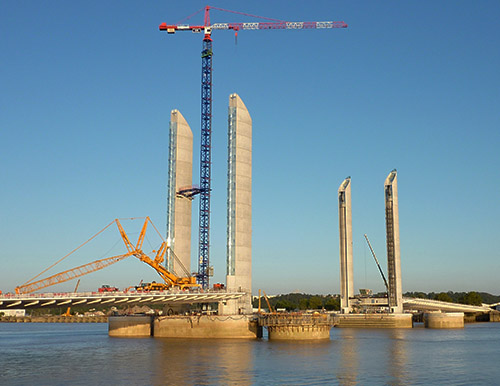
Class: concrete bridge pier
108,314,261,339
108,315,153,337
424,312,465,329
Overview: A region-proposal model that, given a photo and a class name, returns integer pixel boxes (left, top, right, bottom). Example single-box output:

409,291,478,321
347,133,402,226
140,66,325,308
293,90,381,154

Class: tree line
253,293,340,311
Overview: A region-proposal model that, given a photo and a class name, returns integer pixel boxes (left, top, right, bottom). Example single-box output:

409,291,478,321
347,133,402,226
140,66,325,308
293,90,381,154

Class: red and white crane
159,6,347,289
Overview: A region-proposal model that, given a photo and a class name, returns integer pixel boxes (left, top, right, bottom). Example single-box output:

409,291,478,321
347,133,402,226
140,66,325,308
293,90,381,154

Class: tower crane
159,6,347,290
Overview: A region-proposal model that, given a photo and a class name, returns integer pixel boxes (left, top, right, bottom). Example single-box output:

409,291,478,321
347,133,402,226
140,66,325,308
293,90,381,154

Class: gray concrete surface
166,109,193,275
384,170,403,314
338,177,354,313
424,312,465,329
223,94,253,315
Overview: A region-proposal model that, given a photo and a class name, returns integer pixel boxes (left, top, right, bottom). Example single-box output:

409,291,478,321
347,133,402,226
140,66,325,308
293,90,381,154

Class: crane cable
21,220,117,287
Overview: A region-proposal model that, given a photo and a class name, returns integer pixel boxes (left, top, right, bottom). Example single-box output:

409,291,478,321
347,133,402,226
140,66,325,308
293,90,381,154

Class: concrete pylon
222,93,252,315
384,169,403,313
338,177,354,313
166,109,193,275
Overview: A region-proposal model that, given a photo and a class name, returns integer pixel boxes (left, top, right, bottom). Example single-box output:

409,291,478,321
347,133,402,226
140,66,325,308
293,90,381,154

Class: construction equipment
63,279,80,316
159,6,347,290
259,290,275,314
213,283,225,291
98,284,119,293
364,234,389,293
116,218,199,291
15,217,200,294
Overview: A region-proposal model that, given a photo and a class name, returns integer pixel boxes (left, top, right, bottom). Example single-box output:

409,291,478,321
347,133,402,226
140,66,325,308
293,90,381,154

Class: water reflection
335,327,412,385
152,338,253,385
215,340,253,385
337,329,358,386
387,329,409,386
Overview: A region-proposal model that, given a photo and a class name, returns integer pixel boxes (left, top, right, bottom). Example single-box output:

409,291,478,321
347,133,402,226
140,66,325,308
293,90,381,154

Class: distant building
359,289,373,297
2,309,25,317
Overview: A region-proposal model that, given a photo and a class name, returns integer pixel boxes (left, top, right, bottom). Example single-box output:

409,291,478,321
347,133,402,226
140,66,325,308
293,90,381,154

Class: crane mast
159,6,347,290
198,27,213,290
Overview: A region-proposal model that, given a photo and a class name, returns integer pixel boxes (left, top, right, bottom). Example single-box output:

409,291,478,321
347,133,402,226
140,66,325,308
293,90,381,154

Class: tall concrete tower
166,109,193,275
338,177,354,313
384,169,403,313
224,93,252,315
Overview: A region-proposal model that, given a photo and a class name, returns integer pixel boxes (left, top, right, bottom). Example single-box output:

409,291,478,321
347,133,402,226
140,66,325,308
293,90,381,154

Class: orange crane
258,289,275,314
63,279,80,316
116,218,198,291
15,217,199,294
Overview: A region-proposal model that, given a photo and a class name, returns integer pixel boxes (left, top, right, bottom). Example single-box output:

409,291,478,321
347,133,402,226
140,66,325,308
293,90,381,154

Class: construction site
2,5,499,340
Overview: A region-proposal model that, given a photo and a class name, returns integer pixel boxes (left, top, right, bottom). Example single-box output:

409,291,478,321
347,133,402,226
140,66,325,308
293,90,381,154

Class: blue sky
1,1,499,295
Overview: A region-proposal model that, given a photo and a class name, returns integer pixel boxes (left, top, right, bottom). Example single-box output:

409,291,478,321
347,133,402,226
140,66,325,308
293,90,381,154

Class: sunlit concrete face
223,93,252,315
166,110,193,275
384,170,403,313
338,177,354,313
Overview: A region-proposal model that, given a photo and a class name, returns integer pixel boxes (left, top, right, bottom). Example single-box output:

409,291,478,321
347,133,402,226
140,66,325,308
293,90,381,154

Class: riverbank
0,316,107,323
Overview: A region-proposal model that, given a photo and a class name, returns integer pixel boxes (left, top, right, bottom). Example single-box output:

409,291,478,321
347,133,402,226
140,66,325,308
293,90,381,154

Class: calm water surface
1,322,499,385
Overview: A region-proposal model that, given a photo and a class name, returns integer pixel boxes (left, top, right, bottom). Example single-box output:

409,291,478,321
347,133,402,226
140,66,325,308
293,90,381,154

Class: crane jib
210,21,347,30
159,21,348,33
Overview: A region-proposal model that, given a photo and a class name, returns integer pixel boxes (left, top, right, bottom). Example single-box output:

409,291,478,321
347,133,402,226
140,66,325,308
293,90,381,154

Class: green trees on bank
252,293,340,311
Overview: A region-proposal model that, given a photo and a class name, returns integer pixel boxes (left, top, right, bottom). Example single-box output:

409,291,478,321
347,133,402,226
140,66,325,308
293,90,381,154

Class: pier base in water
108,315,153,337
108,315,261,339
154,314,261,339
424,312,464,329
259,313,334,340
267,324,332,340
334,313,413,328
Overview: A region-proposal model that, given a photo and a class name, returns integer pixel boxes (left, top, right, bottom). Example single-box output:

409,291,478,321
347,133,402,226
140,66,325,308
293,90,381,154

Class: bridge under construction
2,6,499,339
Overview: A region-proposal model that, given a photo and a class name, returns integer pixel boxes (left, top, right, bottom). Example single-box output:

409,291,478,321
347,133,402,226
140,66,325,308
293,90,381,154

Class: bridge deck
353,296,492,313
403,297,492,313
0,291,244,310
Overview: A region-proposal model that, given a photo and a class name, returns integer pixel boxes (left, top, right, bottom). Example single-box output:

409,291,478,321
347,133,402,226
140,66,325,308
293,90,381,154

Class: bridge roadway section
1,293,493,313
354,296,493,313
403,297,492,313
0,291,244,310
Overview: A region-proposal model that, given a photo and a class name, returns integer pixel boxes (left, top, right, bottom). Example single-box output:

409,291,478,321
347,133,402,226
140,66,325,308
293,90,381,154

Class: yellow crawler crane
116,218,199,291
15,217,200,294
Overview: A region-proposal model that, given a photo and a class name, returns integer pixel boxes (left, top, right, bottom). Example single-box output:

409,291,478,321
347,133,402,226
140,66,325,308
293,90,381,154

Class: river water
1,322,499,385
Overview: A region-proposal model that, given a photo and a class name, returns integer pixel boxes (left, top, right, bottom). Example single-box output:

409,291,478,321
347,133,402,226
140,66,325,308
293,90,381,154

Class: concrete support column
166,110,193,275
223,93,252,315
338,177,354,313
384,169,403,313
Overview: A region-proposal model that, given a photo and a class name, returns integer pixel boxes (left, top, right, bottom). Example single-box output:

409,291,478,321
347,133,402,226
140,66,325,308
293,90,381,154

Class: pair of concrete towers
338,170,403,314
166,93,252,314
